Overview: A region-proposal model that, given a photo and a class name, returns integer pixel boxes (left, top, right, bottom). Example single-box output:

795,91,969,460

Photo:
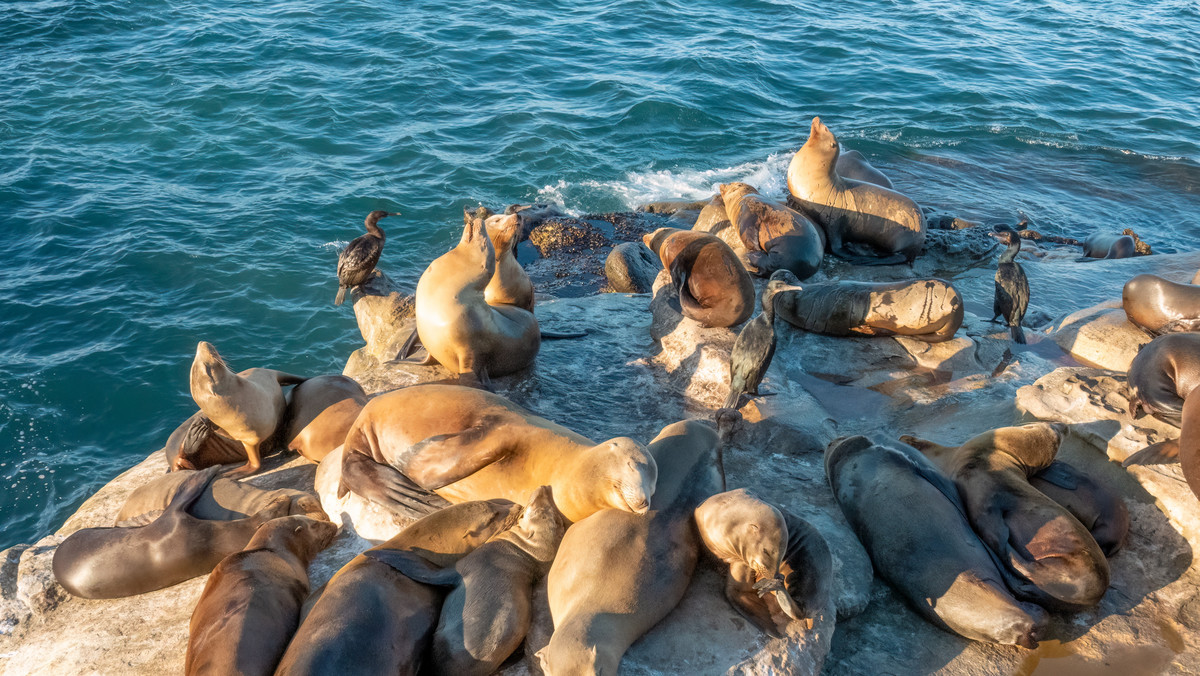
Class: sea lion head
805,116,840,162
717,182,758,205
592,437,657,515
190,341,232,392
484,213,521,257
509,486,569,564
250,514,339,562
697,489,787,581
641,227,676,257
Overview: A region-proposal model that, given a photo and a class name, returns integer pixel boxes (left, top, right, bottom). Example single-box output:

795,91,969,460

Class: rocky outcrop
1050,301,1151,371
604,241,660,293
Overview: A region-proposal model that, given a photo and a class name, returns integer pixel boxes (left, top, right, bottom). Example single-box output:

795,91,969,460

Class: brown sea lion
719,182,825,280
189,341,307,479
414,213,540,386
281,374,367,463
835,149,894,189
1124,333,1200,501
1029,461,1129,557
902,423,1110,610
114,470,325,527
643,227,755,328
537,418,726,675
690,193,747,257
1080,231,1137,260
773,274,964,342
52,467,291,599
185,515,338,676
787,117,925,265
483,212,535,311
275,499,522,676
165,411,246,471
825,436,1046,647
337,383,657,521
1122,274,1200,335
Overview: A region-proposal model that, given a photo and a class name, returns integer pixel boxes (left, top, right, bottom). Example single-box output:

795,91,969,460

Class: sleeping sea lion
1124,332,1200,501
643,227,755,328
773,274,963,342
835,149,893,188
1122,274,1200,335
185,515,338,676
1029,461,1129,557
719,182,824,280
787,117,925,265
165,411,246,471
281,374,367,463
1080,232,1137,260
115,470,325,526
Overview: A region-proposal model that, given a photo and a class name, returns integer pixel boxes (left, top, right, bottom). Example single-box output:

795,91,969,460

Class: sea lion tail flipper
1122,439,1180,466
272,371,309,386
166,466,220,514
727,579,783,639
397,326,422,360
540,330,588,339
362,549,461,587
334,285,348,306
829,247,907,266
1010,324,1027,344
1033,461,1080,489
339,450,452,517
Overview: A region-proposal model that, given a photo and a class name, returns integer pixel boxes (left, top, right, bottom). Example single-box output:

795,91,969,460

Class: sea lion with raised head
835,149,894,188
165,411,247,471
719,182,824,280
1080,231,1137,261
52,467,291,599
774,275,963,342
1029,461,1129,557
483,211,535,311
1122,274,1200,335
185,515,338,676
787,117,925,265
115,470,325,526
190,341,308,479
275,499,522,676
1123,332,1200,501
281,374,367,463
901,423,1110,609
643,227,755,328
537,418,727,675
336,383,657,521
825,436,1046,647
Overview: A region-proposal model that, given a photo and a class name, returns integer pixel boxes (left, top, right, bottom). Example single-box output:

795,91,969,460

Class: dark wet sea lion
719,181,824,280
1124,332,1200,500
835,149,894,188
1080,231,1137,260
902,423,1110,610
1029,461,1129,557
336,384,656,521
1122,274,1200,335
185,515,338,676
725,270,791,409
165,411,246,471
643,227,755,328
537,418,726,674
774,275,963,342
275,500,522,676
786,117,925,265
52,467,291,599
282,374,367,463
335,210,399,306
115,470,324,526
825,436,1046,647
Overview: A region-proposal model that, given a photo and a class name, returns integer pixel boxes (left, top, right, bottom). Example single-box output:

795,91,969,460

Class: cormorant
990,224,1029,344
334,210,399,306
724,269,795,409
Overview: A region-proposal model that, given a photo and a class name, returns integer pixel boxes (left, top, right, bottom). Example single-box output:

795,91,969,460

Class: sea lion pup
643,227,755,328
1123,274,1200,335
276,499,522,676
1079,231,1137,261
538,418,727,675
337,383,657,520
281,374,367,463
52,467,291,599
786,117,925,265
825,436,1046,647
185,515,338,676
773,275,964,342
483,211,535,311
165,411,246,471
414,213,540,387
835,148,894,188
1124,333,1200,500
189,341,307,479
371,486,568,676
115,470,325,526
334,209,399,306
990,224,1029,344
1029,461,1130,557
719,181,824,280
725,270,792,409
901,423,1110,609
694,489,833,637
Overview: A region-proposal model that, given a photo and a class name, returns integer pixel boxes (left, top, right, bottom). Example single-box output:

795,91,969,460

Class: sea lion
483,212,535,311
835,149,894,188
281,374,367,463
991,224,1029,343
414,213,540,386
643,227,755,328
725,270,790,409
719,182,824,280
691,193,746,256
825,436,1046,647
185,515,338,676
1124,333,1200,500
337,383,657,521
276,499,522,676
52,467,291,599
189,341,307,479
165,411,247,471
787,117,925,265
1080,231,1137,260
1029,461,1129,557
115,470,325,526
537,418,726,675
335,210,399,306
372,486,568,676
1122,274,1200,335
774,275,963,342
901,423,1110,609
694,489,831,637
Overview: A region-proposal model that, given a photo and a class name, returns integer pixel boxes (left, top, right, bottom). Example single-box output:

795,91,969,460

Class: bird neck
999,240,1020,263
761,291,777,323
365,219,386,240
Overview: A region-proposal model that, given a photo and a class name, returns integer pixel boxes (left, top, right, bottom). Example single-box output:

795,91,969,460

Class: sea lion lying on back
719,182,825,280
643,227,755,328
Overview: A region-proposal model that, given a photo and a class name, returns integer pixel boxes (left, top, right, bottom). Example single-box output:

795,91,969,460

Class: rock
604,242,660,293
1051,301,1151,371
349,269,414,363
315,446,416,543
528,218,610,257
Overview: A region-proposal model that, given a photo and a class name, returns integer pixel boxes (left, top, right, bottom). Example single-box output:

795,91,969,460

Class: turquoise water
2,0,1199,548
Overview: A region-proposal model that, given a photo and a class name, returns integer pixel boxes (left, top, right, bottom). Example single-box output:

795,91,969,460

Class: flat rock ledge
3,244,1200,675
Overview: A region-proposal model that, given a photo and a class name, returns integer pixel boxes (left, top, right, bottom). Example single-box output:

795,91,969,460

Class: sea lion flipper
1122,440,1180,466
1033,461,1081,489
397,326,422,360
829,247,907,266
340,451,452,516
270,371,309,386
362,549,460,587
726,577,782,639
165,466,220,515
402,416,514,489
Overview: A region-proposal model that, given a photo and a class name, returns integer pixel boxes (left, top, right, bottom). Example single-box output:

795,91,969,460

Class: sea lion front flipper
724,566,782,639
362,549,462,587
1034,461,1081,489
1122,439,1180,466
338,451,452,516
397,326,423,361
400,416,513,489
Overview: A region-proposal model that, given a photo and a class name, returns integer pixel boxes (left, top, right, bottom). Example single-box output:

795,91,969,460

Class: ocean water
1,0,1199,548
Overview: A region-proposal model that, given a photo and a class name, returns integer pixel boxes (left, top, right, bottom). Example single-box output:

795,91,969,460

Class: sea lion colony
46,117,1195,674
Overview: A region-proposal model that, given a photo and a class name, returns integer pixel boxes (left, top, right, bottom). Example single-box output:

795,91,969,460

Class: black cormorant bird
724,269,796,409
335,210,399,306
990,224,1029,344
